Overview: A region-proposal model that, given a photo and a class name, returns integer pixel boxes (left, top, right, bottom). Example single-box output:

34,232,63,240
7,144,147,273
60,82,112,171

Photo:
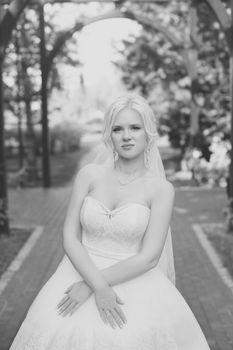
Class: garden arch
41,0,233,228
0,0,233,234
41,8,200,187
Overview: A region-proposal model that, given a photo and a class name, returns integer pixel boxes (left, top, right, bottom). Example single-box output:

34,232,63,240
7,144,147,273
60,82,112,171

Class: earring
144,146,150,169
113,149,118,163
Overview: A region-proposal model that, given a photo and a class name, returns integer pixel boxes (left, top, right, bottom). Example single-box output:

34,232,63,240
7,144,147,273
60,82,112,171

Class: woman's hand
57,281,92,317
94,286,127,329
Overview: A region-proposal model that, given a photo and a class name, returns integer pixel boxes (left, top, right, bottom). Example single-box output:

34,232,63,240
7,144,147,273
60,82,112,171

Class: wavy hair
102,93,159,150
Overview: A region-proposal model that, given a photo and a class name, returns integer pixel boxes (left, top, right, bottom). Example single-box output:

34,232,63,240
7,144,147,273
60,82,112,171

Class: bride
10,94,210,349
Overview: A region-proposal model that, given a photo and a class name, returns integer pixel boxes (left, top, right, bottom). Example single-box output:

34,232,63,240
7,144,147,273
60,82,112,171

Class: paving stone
0,187,70,350
172,188,233,349
0,186,232,350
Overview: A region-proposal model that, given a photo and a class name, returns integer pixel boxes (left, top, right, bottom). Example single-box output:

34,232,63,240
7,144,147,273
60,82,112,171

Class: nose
122,128,131,140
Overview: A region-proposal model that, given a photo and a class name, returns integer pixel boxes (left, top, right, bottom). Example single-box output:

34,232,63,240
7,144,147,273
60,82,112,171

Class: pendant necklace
115,169,147,186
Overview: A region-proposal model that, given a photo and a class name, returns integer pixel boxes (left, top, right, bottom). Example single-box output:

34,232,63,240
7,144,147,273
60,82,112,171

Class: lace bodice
10,199,211,350
80,196,150,260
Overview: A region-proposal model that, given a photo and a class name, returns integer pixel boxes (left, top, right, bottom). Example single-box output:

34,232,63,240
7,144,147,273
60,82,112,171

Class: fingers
114,305,127,325
58,298,81,316
98,307,108,325
62,301,77,317
110,308,125,329
95,292,127,329
98,306,127,329
103,309,116,329
58,299,73,315
57,295,69,309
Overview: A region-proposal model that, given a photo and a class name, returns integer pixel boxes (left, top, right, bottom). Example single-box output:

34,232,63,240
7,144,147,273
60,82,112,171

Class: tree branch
205,0,231,48
1,0,30,55
46,8,184,79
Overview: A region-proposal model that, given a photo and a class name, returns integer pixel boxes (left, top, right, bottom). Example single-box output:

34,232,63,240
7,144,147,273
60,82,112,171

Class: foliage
182,135,230,187
115,1,230,153
3,5,82,181
50,122,83,153
4,8,81,120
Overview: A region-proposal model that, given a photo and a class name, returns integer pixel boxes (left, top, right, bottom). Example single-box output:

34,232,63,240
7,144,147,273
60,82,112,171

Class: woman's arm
63,164,109,292
59,176,174,328
61,166,128,328
99,180,175,286
65,173,174,289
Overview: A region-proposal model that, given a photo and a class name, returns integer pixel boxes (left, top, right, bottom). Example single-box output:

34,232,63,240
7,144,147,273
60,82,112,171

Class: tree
114,2,191,151
0,0,30,235
115,1,230,154
203,0,233,231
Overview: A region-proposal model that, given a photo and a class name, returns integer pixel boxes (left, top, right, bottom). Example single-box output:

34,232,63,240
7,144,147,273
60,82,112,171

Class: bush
183,138,230,187
50,122,83,154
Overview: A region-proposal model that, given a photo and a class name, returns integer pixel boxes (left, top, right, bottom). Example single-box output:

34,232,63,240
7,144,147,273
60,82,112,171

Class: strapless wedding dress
10,196,210,350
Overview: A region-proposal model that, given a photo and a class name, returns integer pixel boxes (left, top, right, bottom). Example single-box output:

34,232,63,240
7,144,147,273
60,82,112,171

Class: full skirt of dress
10,251,210,350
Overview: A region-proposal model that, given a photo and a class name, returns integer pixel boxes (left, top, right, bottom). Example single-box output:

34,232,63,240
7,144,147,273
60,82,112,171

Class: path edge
0,225,44,296
192,223,233,295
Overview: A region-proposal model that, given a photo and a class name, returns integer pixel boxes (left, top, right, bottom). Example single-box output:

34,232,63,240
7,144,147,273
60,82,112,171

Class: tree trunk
25,97,38,183
189,2,200,148
21,25,38,184
39,5,51,188
15,31,24,169
0,54,9,235
227,0,233,232
0,0,31,235
0,5,9,235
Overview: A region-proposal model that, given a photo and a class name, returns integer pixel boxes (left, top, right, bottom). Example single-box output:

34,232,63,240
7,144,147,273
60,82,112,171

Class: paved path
0,187,71,349
0,183,233,349
173,188,233,350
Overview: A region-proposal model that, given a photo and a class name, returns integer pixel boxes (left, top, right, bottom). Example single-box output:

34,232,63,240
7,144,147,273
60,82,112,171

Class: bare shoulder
146,176,175,204
156,178,175,194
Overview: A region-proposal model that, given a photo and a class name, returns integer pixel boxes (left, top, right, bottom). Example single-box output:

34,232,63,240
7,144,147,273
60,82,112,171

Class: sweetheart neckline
84,195,151,213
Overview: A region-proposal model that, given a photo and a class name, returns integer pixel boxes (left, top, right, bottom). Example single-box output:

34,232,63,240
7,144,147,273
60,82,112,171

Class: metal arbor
0,0,233,234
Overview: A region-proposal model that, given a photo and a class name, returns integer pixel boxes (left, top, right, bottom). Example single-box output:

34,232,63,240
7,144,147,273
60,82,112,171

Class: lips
122,144,134,149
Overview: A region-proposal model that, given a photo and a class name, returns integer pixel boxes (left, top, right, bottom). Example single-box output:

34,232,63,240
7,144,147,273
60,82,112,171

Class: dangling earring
113,149,118,164
144,146,150,169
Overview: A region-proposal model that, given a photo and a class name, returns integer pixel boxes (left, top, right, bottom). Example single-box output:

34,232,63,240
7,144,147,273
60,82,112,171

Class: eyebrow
112,123,142,127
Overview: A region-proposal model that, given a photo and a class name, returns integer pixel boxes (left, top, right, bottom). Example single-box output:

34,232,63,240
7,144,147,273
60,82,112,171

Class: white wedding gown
10,195,210,350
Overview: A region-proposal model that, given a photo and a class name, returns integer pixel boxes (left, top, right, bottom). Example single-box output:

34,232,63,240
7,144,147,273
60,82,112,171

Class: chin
119,152,142,160
122,155,135,160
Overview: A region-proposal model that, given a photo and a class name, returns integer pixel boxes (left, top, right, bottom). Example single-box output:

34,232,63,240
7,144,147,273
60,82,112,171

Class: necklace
115,169,147,186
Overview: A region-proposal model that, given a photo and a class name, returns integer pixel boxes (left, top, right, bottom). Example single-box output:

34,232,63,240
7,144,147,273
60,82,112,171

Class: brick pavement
0,187,71,350
0,183,233,350
173,188,233,350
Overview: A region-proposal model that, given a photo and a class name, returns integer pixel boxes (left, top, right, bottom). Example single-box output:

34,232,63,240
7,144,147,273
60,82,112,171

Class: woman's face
110,108,147,160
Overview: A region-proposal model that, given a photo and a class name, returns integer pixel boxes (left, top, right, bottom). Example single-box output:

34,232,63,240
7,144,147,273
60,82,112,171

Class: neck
115,154,146,175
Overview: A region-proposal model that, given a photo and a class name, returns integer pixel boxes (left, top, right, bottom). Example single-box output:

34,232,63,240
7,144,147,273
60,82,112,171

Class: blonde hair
102,93,159,150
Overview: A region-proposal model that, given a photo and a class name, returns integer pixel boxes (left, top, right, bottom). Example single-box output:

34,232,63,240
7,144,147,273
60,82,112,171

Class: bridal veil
85,93,176,285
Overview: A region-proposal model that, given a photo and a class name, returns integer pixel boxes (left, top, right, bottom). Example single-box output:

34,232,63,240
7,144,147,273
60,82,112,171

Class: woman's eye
112,126,141,132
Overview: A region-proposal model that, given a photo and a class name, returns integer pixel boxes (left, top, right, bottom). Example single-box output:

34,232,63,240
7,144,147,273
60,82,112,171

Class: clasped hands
57,281,127,329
